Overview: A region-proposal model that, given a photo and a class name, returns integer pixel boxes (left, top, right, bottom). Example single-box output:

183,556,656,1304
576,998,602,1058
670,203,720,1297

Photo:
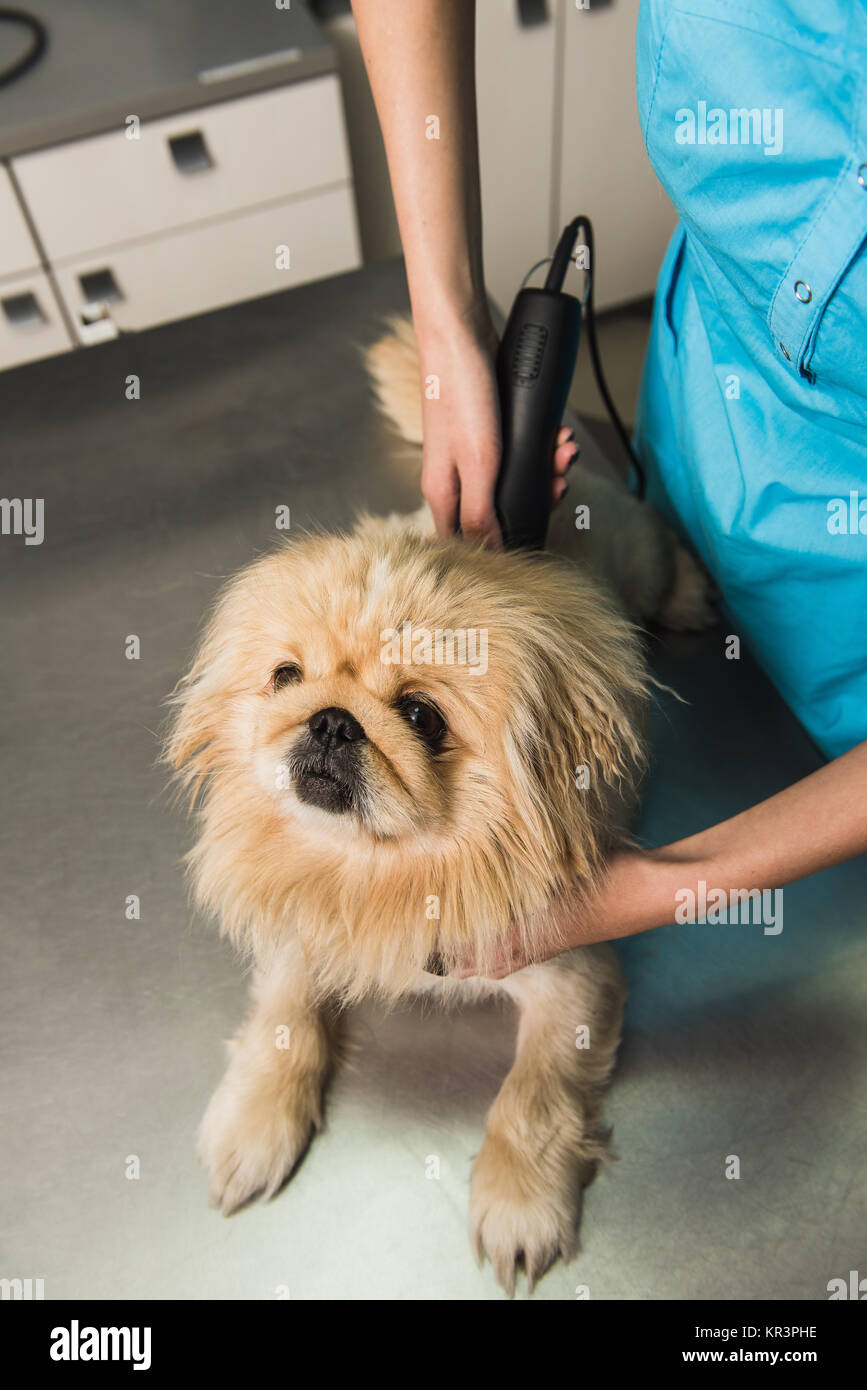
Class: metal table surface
0,1,333,158
1,259,865,1300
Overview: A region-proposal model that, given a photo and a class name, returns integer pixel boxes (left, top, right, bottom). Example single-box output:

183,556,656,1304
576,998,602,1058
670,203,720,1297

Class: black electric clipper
424,218,645,976
495,217,584,550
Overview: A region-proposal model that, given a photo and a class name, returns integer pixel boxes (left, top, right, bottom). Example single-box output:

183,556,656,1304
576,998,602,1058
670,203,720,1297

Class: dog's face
168,520,647,996
244,551,471,845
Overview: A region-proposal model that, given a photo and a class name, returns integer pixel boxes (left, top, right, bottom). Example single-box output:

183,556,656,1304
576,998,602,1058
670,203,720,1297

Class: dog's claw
469,1134,585,1296
493,1251,517,1300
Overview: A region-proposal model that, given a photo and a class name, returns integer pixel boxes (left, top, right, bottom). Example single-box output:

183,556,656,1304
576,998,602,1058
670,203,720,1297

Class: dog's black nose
308,706,365,748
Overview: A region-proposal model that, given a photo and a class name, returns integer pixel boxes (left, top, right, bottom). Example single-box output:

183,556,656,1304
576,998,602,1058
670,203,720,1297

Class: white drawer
13,76,352,263
0,269,72,370
53,183,360,342
0,166,40,278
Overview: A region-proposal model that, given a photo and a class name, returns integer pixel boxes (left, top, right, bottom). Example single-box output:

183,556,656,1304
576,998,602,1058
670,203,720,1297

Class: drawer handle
168,130,214,174
78,268,123,303
77,269,123,344
77,298,120,345
2,291,46,328
516,0,548,25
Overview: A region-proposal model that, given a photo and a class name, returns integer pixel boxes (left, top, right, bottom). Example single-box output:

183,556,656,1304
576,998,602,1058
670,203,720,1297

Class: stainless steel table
1,259,864,1300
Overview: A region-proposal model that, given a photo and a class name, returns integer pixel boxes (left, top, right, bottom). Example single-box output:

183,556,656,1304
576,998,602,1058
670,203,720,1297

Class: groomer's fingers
458,458,504,549
422,462,461,537
450,940,531,980
553,426,579,474
550,427,578,508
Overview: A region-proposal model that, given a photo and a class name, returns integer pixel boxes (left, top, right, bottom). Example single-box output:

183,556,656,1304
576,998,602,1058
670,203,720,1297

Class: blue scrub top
634,0,867,759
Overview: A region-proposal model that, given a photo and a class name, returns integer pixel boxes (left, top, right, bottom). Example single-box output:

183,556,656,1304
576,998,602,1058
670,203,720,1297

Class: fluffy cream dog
168,319,713,1294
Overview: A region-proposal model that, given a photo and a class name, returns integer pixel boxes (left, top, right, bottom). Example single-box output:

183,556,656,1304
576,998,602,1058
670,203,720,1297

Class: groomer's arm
453,740,867,976
351,0,576,543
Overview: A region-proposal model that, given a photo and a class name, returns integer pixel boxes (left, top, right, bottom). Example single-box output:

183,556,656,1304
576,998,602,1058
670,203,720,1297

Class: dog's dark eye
272,663,302,692
397,694,446,748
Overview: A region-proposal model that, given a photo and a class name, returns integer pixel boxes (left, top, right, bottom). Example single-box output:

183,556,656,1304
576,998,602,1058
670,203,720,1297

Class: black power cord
0,7,47,88
547,215,647,500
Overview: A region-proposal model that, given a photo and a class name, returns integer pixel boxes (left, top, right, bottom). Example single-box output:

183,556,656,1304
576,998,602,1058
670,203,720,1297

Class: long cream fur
167,316,713,1295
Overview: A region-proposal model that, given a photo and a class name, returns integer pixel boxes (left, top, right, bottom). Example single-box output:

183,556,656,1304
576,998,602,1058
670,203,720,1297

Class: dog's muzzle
288,706,366,815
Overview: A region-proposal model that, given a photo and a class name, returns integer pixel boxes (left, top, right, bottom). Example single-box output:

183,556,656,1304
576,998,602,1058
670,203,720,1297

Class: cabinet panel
52,184,359,342
476,0,558,313
558,0,677,308
0,165,40,278
13,77,352,263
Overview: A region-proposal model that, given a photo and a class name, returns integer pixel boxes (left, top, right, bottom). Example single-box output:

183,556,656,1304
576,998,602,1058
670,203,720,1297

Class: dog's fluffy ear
165,657,225,800
163,571,260,802
164,645,228,803
501,564,650,879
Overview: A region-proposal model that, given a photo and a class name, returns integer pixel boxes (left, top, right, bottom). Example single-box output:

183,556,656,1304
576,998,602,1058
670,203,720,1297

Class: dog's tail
365,314,423,446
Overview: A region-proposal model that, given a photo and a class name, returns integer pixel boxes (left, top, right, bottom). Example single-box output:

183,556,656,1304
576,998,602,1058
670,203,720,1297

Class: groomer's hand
450,847,664,976
451,739,867,976
351,0,575,548
417,307,578,547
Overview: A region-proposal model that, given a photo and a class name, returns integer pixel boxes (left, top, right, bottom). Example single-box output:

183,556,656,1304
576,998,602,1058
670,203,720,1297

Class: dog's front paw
469,1135,586,1297
197,1068,321,1216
